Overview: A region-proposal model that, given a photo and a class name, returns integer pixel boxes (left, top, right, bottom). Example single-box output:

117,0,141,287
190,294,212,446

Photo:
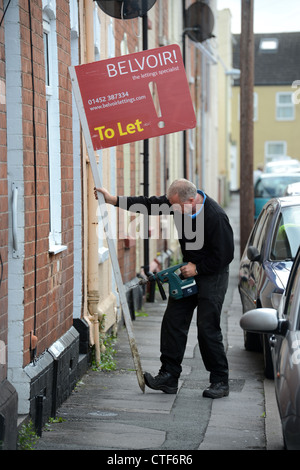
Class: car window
285,261,300,323
255,179,275,198
256,209,274,255
249,209,266,247
247,206,274,257
255,175,300,198
270,206,300,260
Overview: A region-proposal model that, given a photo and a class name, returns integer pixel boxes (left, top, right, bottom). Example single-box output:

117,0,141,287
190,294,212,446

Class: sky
217,0,300,34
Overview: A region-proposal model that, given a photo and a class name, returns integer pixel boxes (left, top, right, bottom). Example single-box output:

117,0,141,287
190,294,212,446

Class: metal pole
240,0,254,255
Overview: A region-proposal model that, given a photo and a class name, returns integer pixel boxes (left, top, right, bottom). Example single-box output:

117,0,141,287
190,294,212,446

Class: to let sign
73,44,196,150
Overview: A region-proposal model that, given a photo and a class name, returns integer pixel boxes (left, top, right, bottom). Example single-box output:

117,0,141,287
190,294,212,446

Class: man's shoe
202,382,229,399
144,370,178,394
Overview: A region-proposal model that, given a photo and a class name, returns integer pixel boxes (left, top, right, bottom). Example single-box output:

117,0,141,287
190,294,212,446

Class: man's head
167,179,199,214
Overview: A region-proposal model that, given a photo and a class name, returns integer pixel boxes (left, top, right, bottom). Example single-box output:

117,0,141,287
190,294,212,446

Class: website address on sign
89,95,146,111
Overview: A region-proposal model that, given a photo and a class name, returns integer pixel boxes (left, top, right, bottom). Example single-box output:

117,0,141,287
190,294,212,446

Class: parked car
285,181,300,196
239,196,300,377
264,158,300,174
240,246,300,450
254,173,300,219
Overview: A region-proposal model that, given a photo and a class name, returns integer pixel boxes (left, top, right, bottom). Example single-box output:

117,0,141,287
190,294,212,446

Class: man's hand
180,262,198,278
94,187,117,206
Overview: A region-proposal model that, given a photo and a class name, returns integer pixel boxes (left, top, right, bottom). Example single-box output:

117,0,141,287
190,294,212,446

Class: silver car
240,246,300,450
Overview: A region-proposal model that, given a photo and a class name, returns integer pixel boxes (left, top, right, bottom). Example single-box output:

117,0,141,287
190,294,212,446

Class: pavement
36,193,285,453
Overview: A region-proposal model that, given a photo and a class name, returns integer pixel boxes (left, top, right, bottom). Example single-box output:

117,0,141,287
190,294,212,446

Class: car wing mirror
247,246,261,262
240,308,288,336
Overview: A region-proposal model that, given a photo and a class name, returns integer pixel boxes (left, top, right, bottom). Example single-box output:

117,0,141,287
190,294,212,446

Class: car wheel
243,330,262,352
263,334,274,379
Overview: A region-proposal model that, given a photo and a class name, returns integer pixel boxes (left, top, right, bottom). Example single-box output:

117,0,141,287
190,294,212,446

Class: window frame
43,7,66,254
264,141,287,163
276,92,295,121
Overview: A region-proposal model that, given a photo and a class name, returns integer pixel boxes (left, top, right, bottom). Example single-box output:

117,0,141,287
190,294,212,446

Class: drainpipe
78,2,93,347
85,0,101,364
142,13,156,301
142,14,149,276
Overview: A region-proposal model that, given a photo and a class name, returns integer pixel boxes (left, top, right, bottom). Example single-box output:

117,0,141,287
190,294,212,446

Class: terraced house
231,31,300,179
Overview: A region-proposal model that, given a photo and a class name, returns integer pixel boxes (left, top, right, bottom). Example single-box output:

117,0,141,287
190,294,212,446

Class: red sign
74,45,196,150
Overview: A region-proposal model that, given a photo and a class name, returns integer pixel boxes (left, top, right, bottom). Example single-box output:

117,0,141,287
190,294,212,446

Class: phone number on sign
88,91,129,105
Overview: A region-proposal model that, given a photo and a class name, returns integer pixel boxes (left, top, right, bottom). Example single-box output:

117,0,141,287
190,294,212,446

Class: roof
233,32,300,86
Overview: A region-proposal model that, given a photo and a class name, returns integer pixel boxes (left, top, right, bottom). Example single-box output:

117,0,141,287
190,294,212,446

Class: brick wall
21,1,74,366
56,0,74,337
0,0,8,381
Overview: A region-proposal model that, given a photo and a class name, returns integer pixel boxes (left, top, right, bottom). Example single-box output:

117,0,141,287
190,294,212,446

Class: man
95,179,234,399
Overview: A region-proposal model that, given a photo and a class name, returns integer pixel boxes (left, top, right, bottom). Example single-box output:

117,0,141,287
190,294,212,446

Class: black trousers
160,269,229,384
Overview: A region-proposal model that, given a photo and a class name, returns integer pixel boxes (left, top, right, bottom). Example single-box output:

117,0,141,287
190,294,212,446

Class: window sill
49,244,67,255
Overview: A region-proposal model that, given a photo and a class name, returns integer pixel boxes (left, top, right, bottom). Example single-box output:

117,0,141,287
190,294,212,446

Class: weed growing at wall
92,333,117,371
17,421,39,450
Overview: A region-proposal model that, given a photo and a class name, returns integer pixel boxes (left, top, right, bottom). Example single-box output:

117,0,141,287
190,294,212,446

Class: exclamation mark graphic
149,81,165,128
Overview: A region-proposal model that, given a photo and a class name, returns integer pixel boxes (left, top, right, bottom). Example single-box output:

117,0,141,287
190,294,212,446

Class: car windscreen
265,162,300,173
255,175,300,198
270,206,300,260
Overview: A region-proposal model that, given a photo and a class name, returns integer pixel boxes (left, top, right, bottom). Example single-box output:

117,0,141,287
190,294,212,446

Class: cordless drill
140,263,198,300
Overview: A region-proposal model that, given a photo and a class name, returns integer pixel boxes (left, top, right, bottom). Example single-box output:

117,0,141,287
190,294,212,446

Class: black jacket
116,193,234,276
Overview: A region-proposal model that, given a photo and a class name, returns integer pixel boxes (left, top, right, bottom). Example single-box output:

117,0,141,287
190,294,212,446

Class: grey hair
167,179,197,202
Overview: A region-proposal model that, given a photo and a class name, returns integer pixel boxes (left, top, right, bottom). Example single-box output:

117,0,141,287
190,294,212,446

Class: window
257,210,273,256
271,206,300,261
285,262,300,321
248,208,266,246
247,207,273,258
93,4,101,61
276,92,294,121
43,4,66,253
255,174,300,199
43,30,50,88
265,141,287,163
259,38,278,52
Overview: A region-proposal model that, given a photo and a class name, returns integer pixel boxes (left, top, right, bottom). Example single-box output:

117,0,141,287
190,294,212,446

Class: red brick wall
0,0,8,381
21,0,74,365
56,0,74,337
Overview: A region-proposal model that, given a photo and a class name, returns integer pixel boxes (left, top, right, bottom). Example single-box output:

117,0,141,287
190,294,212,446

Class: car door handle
269,335,277,347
